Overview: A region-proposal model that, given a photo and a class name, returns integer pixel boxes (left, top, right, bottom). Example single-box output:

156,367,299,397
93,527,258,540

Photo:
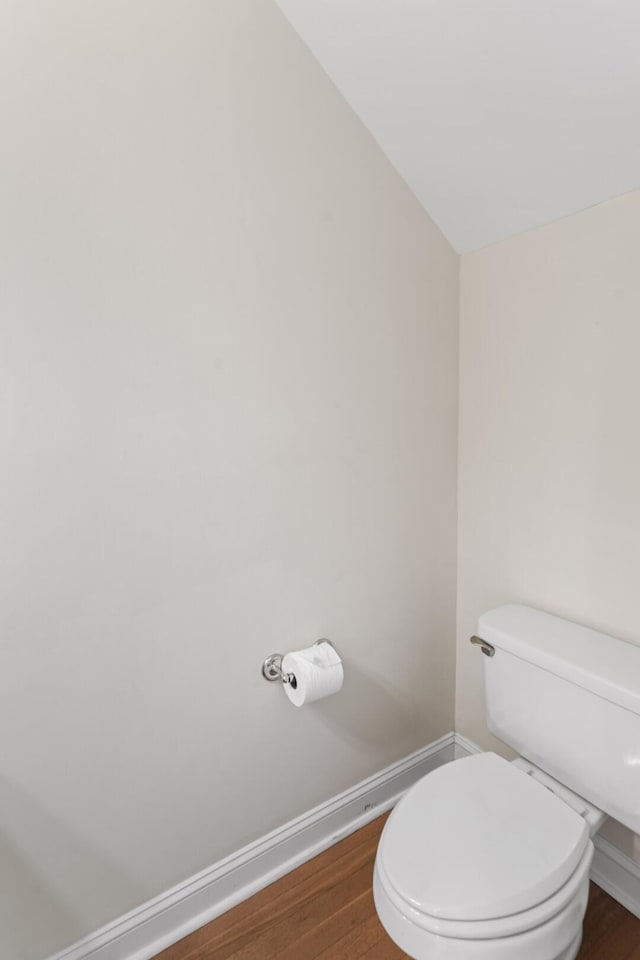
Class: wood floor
155,813,640,960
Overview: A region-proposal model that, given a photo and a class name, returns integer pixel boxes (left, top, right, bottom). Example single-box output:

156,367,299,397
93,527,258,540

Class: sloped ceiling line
275,0,640,252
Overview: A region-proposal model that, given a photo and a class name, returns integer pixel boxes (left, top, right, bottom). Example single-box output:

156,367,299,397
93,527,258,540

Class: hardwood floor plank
275,891,379,960
220,861,375,960
312,912,390,960
577,883,640,960
358,936,408,960
623,941,640,960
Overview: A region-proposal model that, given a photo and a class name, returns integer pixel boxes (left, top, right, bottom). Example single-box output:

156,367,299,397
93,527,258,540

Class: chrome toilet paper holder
262,639,339,688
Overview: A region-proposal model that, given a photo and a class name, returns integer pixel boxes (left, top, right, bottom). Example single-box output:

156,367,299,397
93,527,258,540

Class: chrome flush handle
470,635,495,657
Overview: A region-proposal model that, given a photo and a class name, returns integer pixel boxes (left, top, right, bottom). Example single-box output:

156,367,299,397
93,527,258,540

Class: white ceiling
275,0,640,252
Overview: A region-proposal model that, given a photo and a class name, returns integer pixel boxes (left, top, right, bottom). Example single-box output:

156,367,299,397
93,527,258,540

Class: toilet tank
478,605,640,835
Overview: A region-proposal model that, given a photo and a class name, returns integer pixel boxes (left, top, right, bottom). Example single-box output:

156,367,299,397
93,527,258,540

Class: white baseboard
451,731,482,760
453,735,640,921
47,733,456,960
591,837,640,920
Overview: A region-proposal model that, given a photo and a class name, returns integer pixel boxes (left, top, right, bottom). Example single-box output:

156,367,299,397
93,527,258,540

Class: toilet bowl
373,752,598,960
373,605,640,960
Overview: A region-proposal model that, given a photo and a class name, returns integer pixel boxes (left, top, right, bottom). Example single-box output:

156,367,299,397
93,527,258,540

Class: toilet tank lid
478,605,640,716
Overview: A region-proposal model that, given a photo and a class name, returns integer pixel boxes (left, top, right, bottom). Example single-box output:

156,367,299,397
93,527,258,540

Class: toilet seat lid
378,752,590,922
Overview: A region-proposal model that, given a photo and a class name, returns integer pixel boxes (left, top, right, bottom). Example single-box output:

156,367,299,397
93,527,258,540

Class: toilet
373,604,640,960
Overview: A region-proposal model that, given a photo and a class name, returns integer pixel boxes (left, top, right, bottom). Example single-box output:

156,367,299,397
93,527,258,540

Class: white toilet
374,604,640,960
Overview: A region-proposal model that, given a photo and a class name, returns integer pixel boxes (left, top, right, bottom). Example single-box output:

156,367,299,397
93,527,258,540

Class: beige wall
0,2,459,958
10,2,639,954
457,189,640,859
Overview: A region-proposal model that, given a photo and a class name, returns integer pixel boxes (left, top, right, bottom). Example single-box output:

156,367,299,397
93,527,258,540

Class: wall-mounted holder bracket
262,653,296,687
261,639,339,689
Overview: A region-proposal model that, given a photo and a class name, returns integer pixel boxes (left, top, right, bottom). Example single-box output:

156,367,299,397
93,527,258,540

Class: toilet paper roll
282,642,343,707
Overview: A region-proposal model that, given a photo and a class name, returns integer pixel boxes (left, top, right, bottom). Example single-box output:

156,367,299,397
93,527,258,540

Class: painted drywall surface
0,1,458,956
457,189,640,861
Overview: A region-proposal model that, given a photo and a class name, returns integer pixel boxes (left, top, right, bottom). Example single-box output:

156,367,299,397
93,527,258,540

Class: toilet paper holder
262,639,339,688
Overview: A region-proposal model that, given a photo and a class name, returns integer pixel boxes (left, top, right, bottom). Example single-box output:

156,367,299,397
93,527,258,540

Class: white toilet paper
281,641,343,707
